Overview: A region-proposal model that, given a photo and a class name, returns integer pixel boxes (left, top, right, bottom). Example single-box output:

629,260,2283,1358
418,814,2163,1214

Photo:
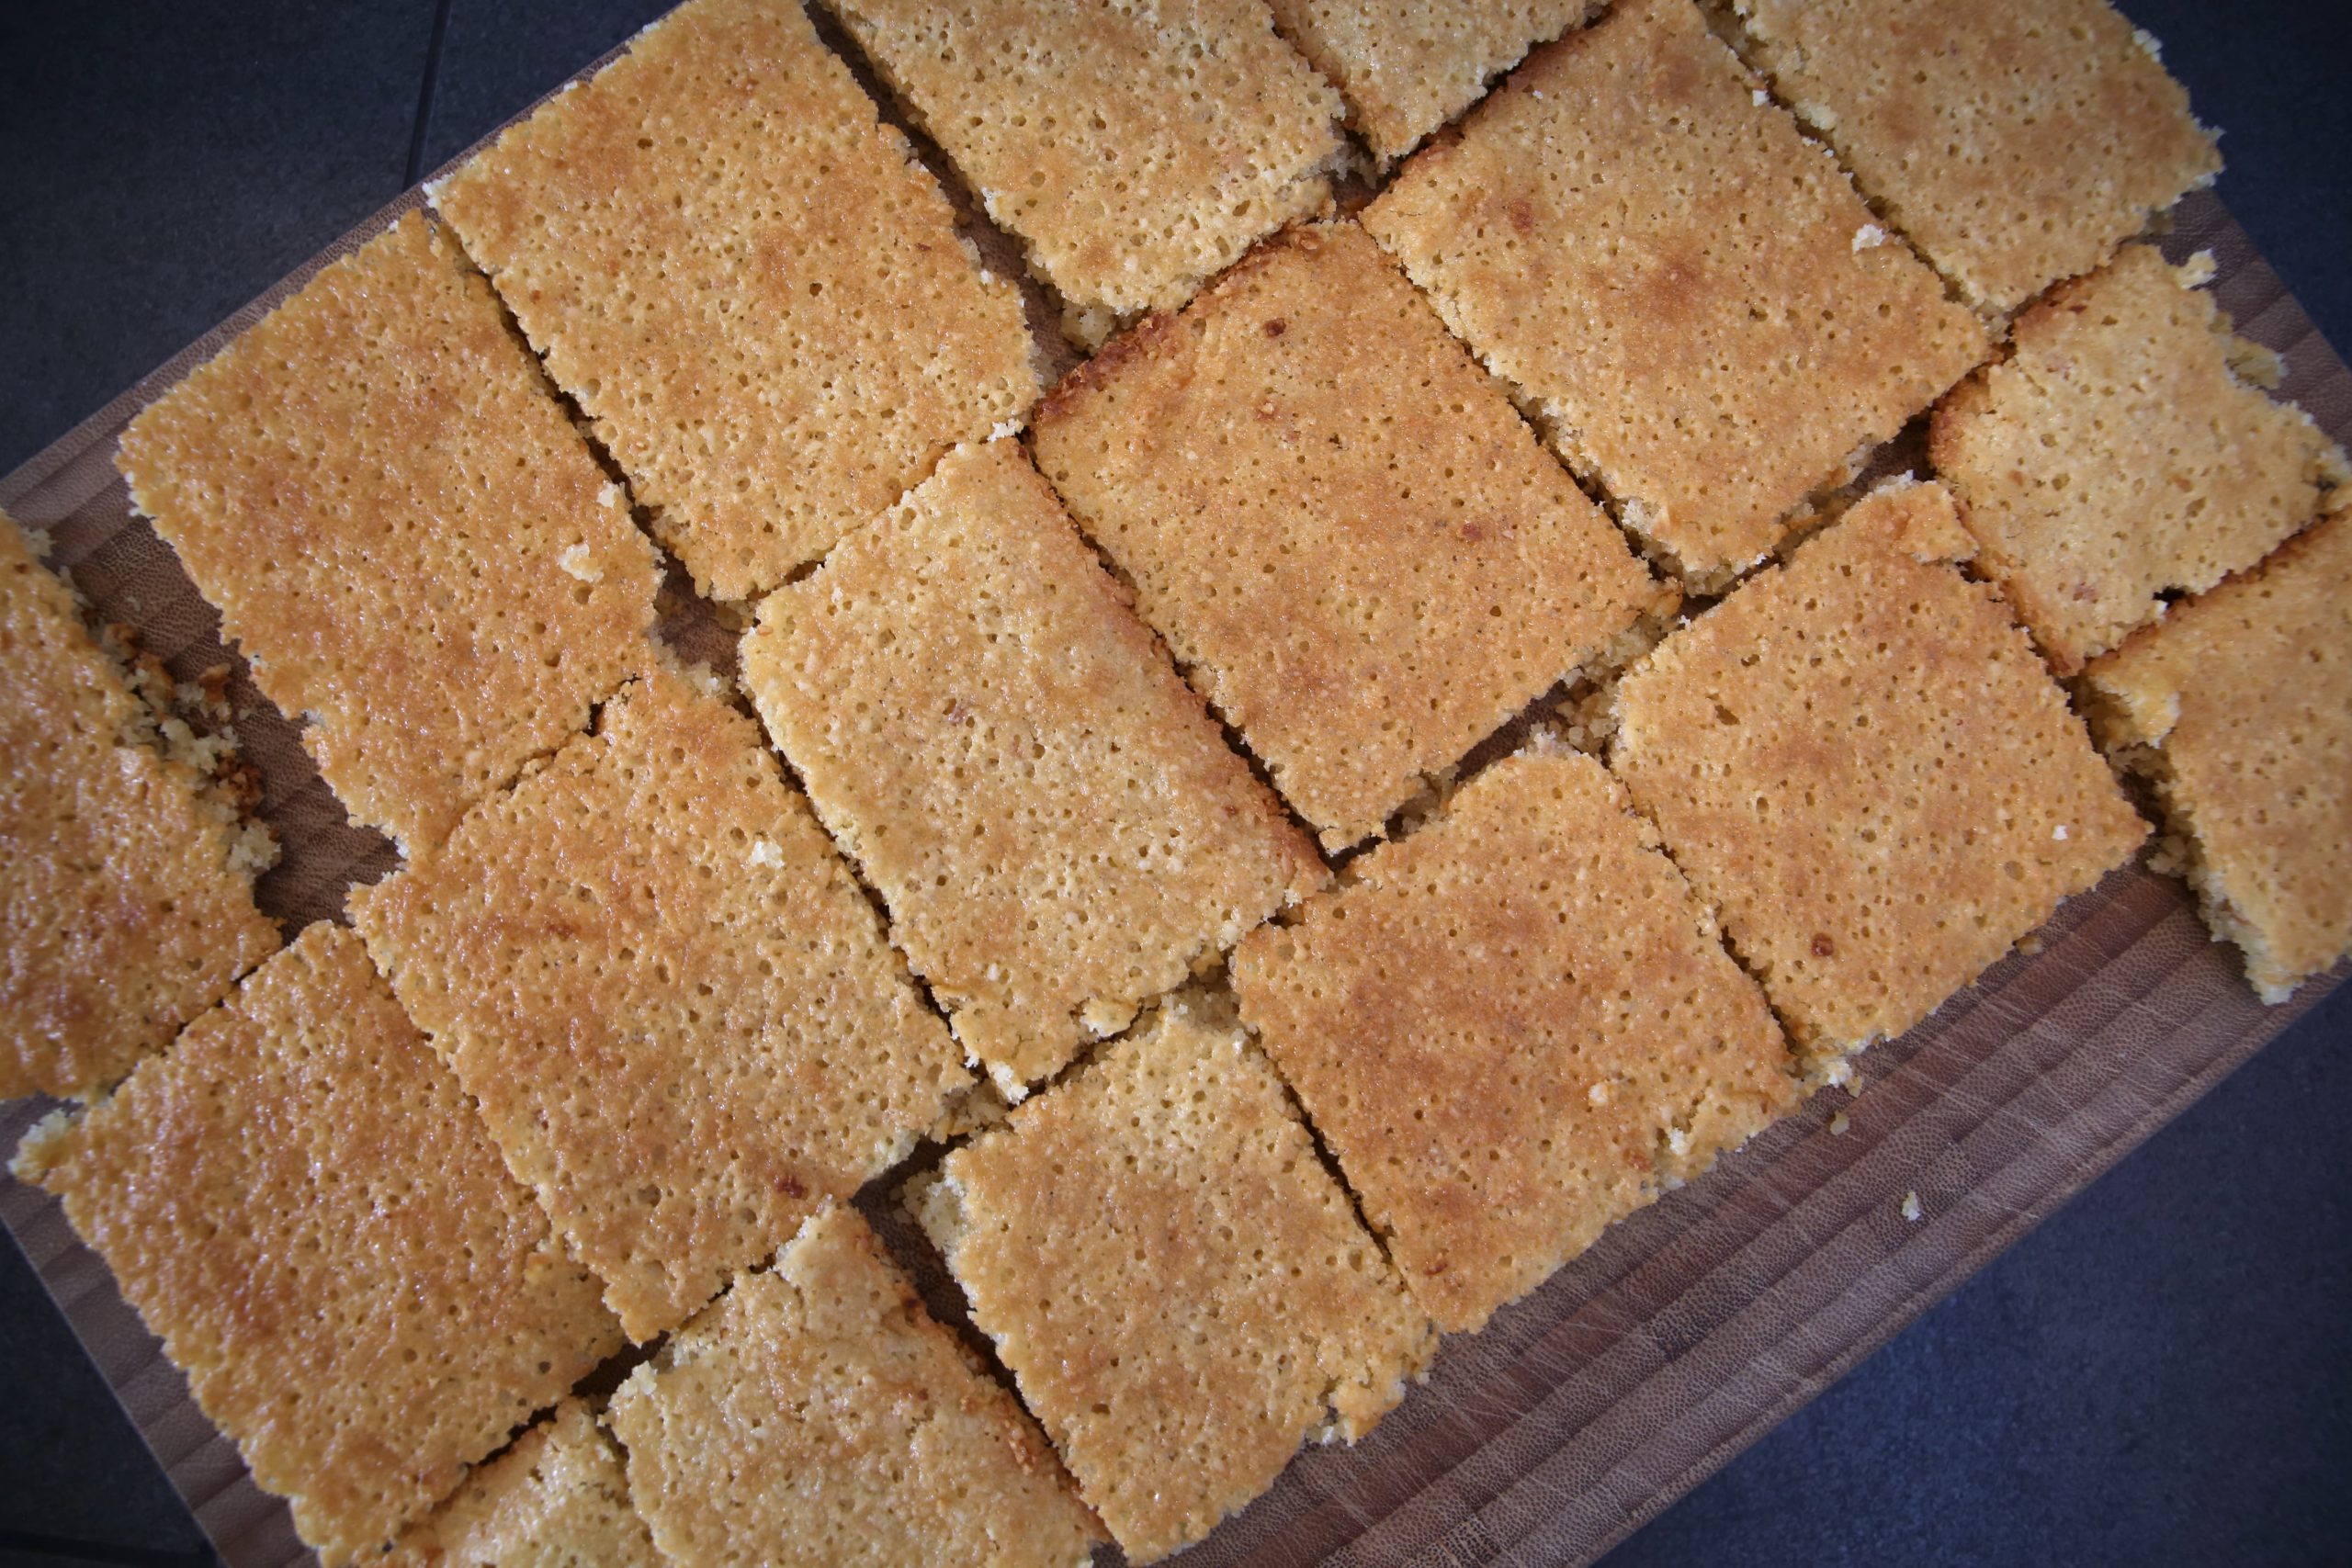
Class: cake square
431,0,1037,599
1231,747,1799,1333
821,0,1345,347
12,924,621,1564
1268,0,1599,164
116,213,662,852
1361,0,1988,587
1610,479,2147,1064
351,666,970,1341
606,1203,1103,1568
1728,0,2221,315
1,512,279,1102
385,1401,660,1568
1931,243,2343,671
741,438,1323,1095
2083,510,2352,1002
917,990,1433,1562
1030,220,1668,851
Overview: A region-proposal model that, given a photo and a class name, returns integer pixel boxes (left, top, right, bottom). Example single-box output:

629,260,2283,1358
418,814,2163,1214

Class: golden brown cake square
2084,510,2352,1002
1728,0,2221,315
1931,243,2343,671
607,1203,1103,1568
116,213,662,852
1232,747,1799,1333
0,512,277,1102
1362,0,1988,586
1610,479,2147,1064
821,0,1345,347
12,924,621,1565
1268,0,1599,163
740,438,1322,1095
1030,220,1668,851
432,0,1037,598
351,666,969,1341
917,990,1433,1562
384,1401,660,1568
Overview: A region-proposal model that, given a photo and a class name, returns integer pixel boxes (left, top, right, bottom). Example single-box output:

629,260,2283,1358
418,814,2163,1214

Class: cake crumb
1827,1110,1850,1136
1900,1190,1924,1223
558,543,603,582
1853,222,1888,251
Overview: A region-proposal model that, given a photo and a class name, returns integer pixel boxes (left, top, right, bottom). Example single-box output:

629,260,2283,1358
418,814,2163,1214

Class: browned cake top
1611,480,2147,1061
920,992,1434,1562
351,666,969,1341
607,1203,1103,1568
1731,0,2221,315
0,513,277,1102
1362,0,1987,584
740,438,1322,1093
1233,748,1799,1333
432,0,1037,598
2085,511,2352,1002
13,924,621,1565
115,212,662,852
1931,243,2341,671
384,1401,661,1568
1032,220,1666,850
1268,0,1599,163
822,0,1344,345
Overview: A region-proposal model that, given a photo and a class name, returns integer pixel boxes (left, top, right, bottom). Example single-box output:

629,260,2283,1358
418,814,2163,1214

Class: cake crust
1362,0,1987,584
115,213,661,851
1233,748,1799,1333
352,667,969,1341
1031,220,1666,850
433,0,1037,597
1610,480,2147,1061
14,925,621,1564
741,438,1322,1093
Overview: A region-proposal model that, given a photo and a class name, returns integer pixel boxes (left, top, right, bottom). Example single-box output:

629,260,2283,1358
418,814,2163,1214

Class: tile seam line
402,0,457,190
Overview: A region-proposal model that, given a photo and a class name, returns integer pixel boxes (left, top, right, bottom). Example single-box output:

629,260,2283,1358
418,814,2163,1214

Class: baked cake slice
1728,0,2221,315
351,665,970,1341
432,0,1037,597
1362,0,1987,587
385,1401,660,1568
1232,747,1799,1333
821,0,1346,348
1610,479,2147,1064
2084,510,2352,1001
607,1203,1103,1568
1931,243,2343,671
740,438,1323,1095
1030,220,1668,852
13,924,621,1564
116,212,661,852
0,511,277,1101
1268,0,1600,164
917,990,1433,1562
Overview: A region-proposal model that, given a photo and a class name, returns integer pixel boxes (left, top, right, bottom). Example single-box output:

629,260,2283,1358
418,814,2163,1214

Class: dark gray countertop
1,3,2345,1563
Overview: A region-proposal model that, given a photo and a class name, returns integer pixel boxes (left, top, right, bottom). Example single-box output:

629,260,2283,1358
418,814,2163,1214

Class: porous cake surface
431,0,1037,599
1032,220,1665,851
0,514,277,1101
1361,0,1987,584
740,438,1322,1093
115,212,662,852
385,1402,660,1568
918,992,1434,1562
351,666,969,1341
1930,243,2341,671
1611,480,2147,1061
606,1203,1103,1568
1730,0,2221,315
822,0,1344,346
2084,511,2352,1002
1231,748,1799,1333
12,924,621,1565
1268,0,1598,163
